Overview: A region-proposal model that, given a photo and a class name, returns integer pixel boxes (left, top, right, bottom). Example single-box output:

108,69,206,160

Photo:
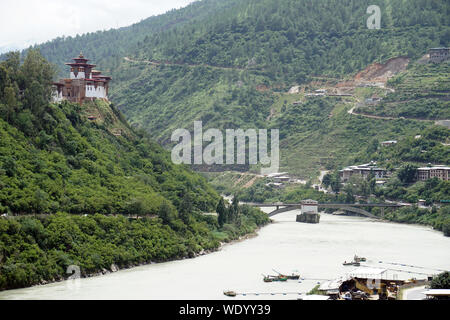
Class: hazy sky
0,0,196,53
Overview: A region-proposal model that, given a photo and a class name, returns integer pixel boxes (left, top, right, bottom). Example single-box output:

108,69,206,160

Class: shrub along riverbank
380,205,450,237
0,204,269,291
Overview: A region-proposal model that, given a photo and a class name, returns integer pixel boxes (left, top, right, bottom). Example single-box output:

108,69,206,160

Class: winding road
347,105,449,128
347,105,433,122
124,56,248,72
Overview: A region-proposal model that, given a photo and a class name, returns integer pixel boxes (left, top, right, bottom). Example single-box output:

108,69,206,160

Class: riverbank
381,206,450,237
77,220,271,284
0,207,269,292
1,211,447,300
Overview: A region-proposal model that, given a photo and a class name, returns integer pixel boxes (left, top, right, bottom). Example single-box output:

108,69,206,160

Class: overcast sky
0,0,196,53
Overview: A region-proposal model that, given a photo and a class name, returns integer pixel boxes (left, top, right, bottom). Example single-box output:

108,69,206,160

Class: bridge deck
246,203,404,208
245,202,407,220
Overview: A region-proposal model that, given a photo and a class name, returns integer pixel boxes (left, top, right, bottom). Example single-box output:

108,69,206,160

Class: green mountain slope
0,51,218,216
15,0,450,178
355,61,450,120
17,0,243,77
131,0,449,81
16,0,450,80
110,0,449,176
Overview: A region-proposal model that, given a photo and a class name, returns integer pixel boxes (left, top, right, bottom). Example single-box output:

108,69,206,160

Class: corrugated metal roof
299,294,330,300
319,276,351,291
418,166,450,170
347,267,387,278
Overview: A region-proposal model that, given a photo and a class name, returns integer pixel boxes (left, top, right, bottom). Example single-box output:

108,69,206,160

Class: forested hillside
353,125,449,169
111,0,449,176
0,50,218,215
17,0,243,77
131,0,449,81
26,0,449,81
10,0,450,178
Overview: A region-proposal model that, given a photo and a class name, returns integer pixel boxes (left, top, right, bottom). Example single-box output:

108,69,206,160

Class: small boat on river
263,274,288,282
272,269,301,280
223,290,237,297
343,254,366,266
343,261,360,266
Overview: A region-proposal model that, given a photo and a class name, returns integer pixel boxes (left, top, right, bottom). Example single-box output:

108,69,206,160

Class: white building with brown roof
339,162,387,182
52,52,111,104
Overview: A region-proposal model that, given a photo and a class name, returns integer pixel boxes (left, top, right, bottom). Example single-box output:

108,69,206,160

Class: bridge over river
246,202,406,219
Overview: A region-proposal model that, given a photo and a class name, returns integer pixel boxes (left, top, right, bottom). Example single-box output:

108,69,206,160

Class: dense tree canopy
0,50,220,216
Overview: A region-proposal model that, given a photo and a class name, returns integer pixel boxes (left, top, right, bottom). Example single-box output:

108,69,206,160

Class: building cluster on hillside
339,162,387,182
429,48,450,63
365,96,383,105
265,172,292,188
417,166,450,181
339,162,450,183
52,52,111,104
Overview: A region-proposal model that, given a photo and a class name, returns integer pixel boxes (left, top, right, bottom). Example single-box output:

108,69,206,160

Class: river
0,209,449,300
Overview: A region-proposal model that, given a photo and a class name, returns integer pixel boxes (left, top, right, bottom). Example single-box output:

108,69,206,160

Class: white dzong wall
51,90,63,102
85,85,106,98
70,72,86,79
